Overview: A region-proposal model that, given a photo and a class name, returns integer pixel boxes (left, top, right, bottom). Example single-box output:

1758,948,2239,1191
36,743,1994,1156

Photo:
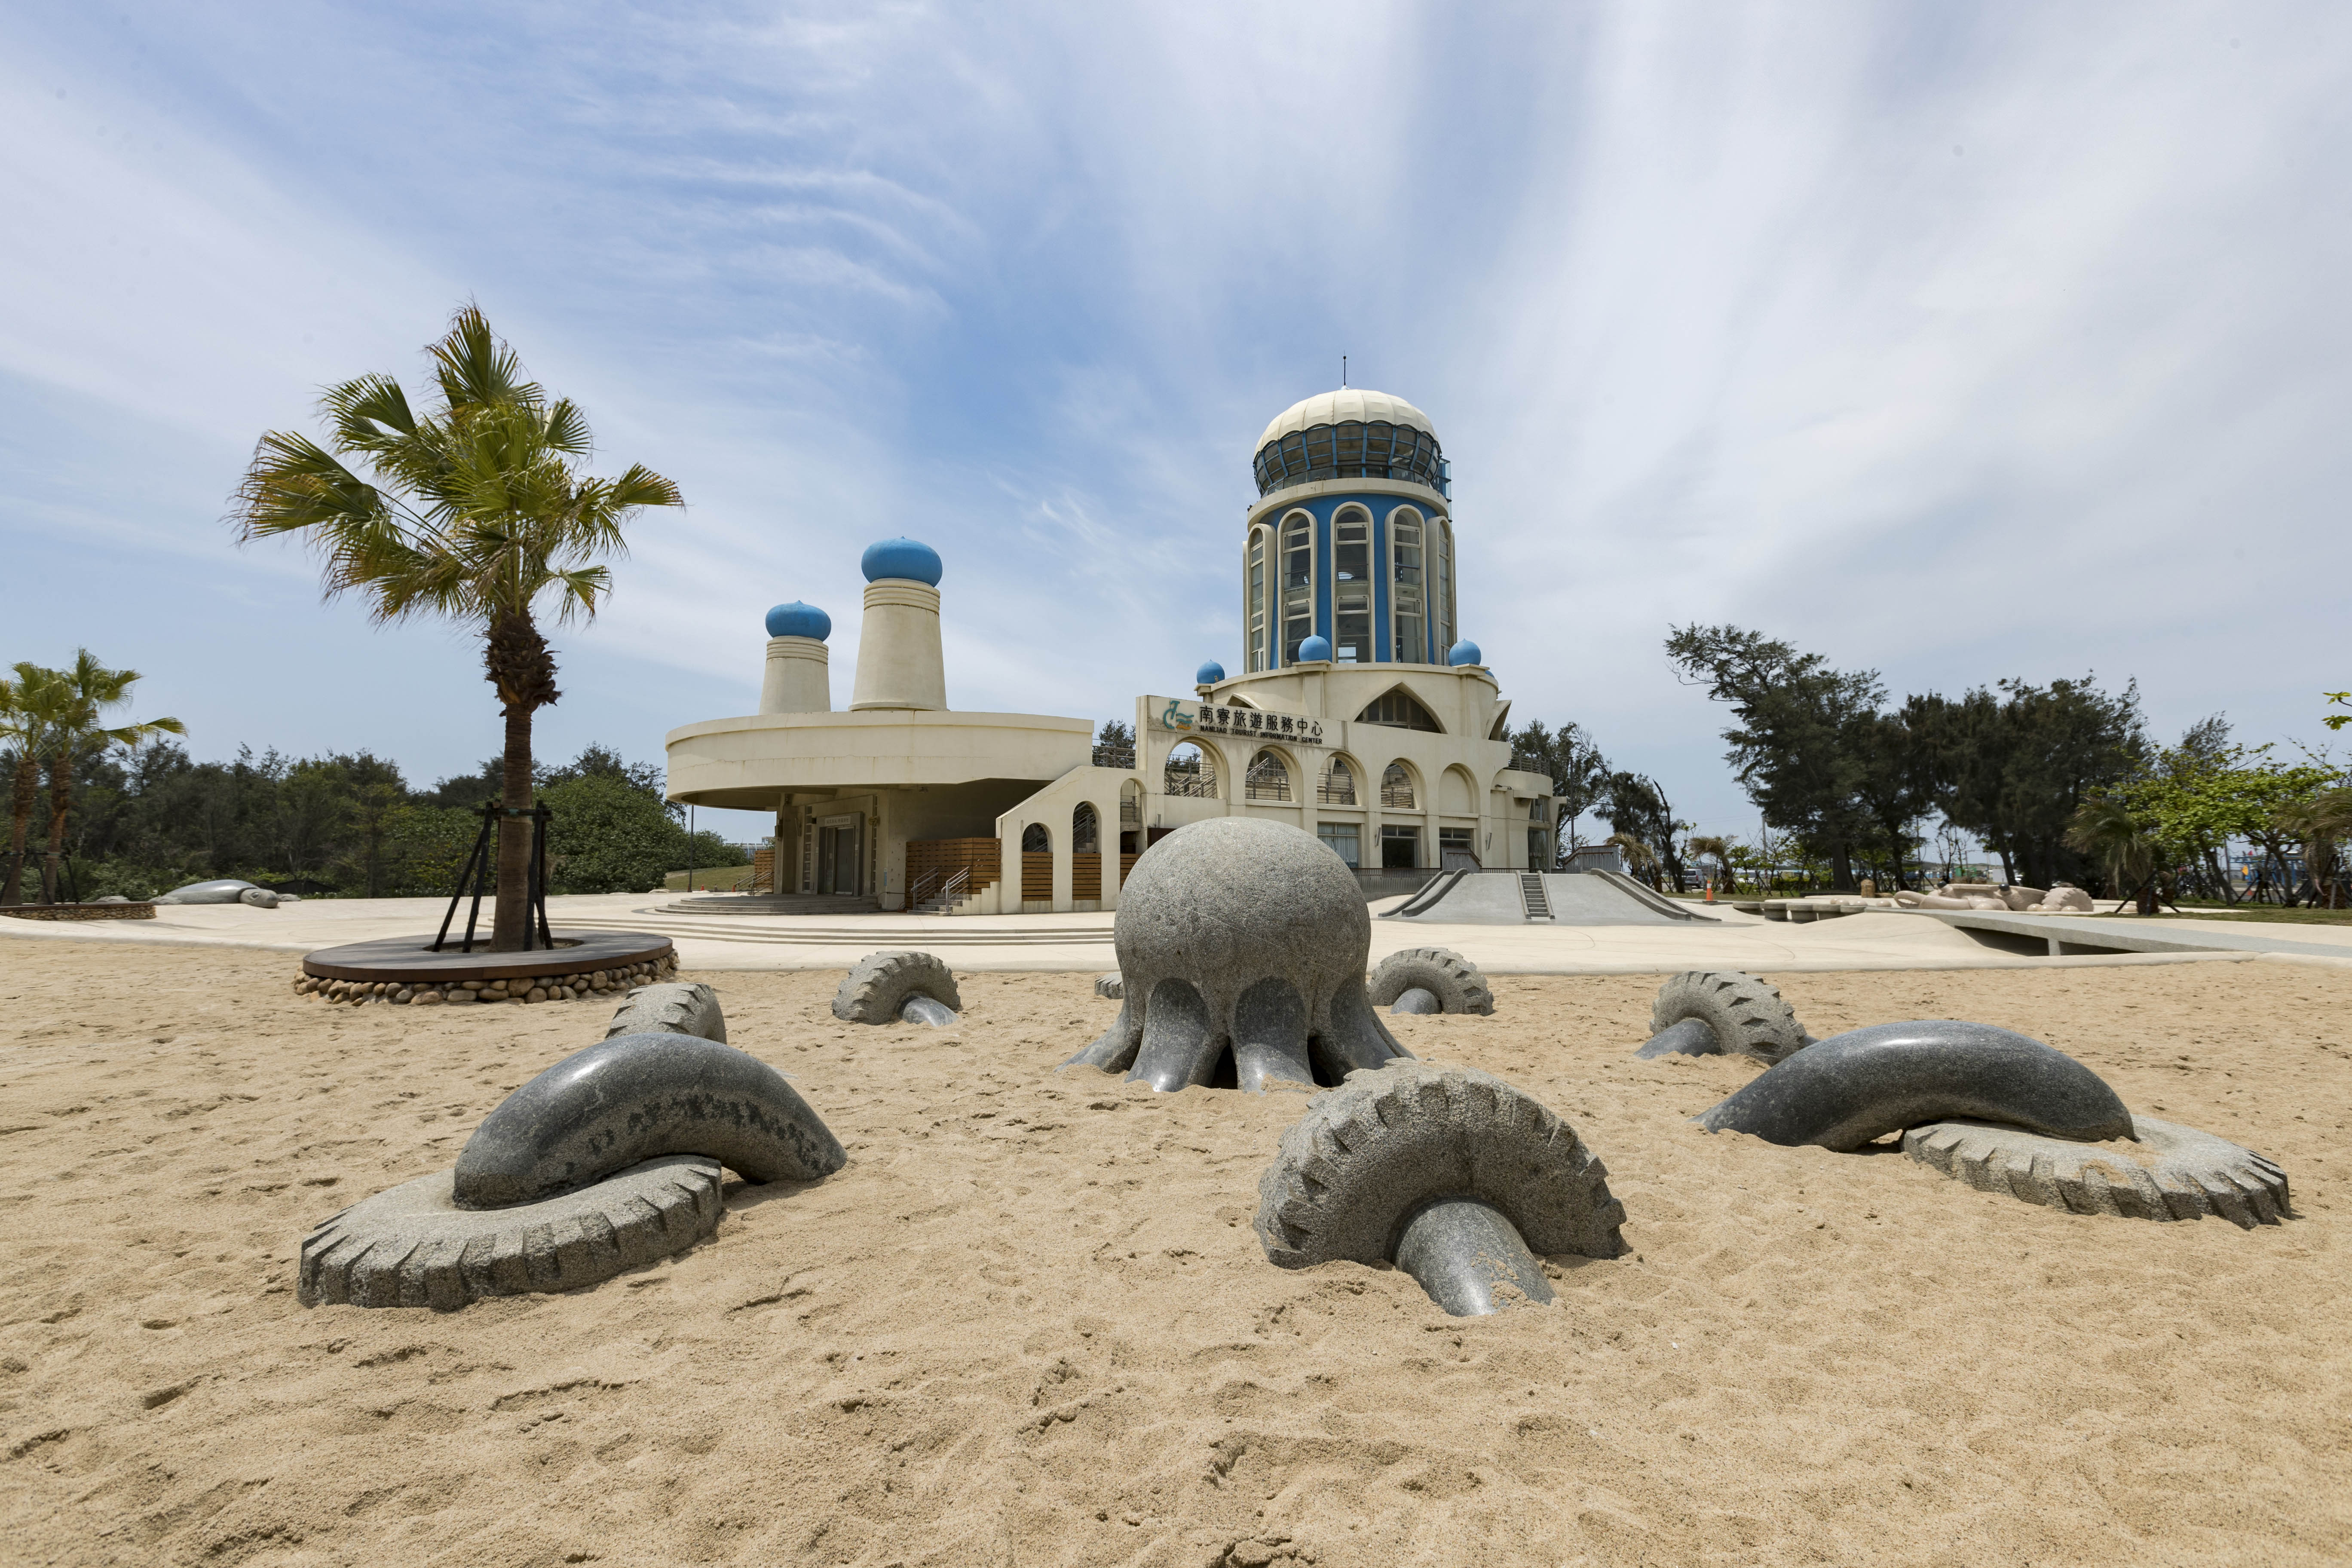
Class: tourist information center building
664,389,1557,913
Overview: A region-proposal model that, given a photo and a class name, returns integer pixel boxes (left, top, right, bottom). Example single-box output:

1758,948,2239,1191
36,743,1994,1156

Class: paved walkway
8,894,2340,975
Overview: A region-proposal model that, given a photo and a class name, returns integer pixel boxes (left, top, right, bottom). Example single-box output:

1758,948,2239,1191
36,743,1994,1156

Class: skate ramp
1384,870,1714,926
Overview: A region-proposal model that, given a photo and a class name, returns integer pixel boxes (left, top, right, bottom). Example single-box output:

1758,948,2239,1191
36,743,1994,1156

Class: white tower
848,537,948,712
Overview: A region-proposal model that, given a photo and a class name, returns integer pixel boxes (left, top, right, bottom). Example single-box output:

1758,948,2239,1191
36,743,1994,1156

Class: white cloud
2,1,2346,835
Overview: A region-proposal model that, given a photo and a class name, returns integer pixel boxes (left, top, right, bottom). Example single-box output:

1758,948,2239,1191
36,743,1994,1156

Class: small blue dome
764,600,831,640
1447,639,1482,667
1297,634,1332,663
861,536,943,585
1195,661,1226,686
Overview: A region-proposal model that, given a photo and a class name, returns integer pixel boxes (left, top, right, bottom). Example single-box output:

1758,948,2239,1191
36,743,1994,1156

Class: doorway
1380,824,1420,869
815,815,862,895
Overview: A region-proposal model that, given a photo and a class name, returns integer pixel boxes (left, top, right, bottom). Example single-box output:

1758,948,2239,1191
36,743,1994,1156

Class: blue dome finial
1195,660,1226,686
1297,634,1332,663
765,600,831,640
1447,638,1482,667
861,537,943,586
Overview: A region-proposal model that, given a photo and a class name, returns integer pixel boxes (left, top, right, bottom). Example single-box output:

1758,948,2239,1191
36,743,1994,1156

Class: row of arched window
1161,741,1439,809
1242,504,1455,671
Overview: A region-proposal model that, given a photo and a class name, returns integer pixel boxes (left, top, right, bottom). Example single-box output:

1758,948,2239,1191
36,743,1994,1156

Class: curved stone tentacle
453,1032,846,1208
1233,977,1315,1092
1127,979,1222,1091
1064,994,1143,1074
1635,1017,1720,1059
1694,1020,2132,1152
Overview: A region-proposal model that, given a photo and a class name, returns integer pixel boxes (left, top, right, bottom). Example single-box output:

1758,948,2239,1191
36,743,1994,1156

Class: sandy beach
3,938,2347,1566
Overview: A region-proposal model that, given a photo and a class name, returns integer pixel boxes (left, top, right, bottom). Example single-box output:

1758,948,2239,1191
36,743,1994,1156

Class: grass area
663,864,756,892
2152,903,2352,925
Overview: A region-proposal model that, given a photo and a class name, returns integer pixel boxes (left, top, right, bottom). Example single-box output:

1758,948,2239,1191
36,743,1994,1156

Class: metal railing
1164,770,1218,799
916,867,969,914
1381,783,1416,808
1244,761,1292,802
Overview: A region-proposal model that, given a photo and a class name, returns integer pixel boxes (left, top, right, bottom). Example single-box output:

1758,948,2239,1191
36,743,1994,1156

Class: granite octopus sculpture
1063,817,1411,1092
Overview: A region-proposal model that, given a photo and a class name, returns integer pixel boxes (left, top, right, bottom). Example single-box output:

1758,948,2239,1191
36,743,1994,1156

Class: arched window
1280,512,1314,664
1021,823,1051,852
1435,520,1455,655
1119,778,1144,827
1319,756,1357,805
1245,749,1292,802
1245,527,1268,673
1381,763,1416,809
1072,800,1099,854
1164,740,1217,799
1357,687,1444,732
1390,508,1424,663
1332,507,1372,663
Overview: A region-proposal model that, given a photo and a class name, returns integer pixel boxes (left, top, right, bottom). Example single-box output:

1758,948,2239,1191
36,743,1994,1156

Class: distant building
665,388,1555,911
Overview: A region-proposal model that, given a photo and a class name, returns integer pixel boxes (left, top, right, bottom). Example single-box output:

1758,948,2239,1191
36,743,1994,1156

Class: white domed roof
1256,388,1435,452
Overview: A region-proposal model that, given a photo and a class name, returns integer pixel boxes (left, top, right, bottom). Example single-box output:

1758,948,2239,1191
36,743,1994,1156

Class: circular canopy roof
1256,389,1435,452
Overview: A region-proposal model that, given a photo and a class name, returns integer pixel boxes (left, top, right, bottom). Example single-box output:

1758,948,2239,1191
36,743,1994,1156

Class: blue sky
5,2,2347,844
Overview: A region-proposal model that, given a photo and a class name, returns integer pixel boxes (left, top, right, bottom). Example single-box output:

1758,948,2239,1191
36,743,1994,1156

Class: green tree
1664,625,1881,889
228,304,683,949
2065,796,2158,912
28,652,183,903
0,666,59,905
1507,718,1610,863
2119,743,2337,904
1602,771,1690,891
540,772,683,894
1917,676,2144,887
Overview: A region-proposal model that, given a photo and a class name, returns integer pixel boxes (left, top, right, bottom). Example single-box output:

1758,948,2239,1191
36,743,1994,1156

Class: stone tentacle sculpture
298,986,844,1308
1638,971,1810,1062
1063,818,1410,1092
1367,947,1494,1016
1255,1063,1626,1316
1694,1020,2134,1151
833,951,962,1026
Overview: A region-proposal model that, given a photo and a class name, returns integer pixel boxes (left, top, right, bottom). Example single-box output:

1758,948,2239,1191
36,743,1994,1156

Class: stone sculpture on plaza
297,984,845,1308
833,951,962,1026
1894,881,2095,913
1063,817,1412,1092
1254,1063,1626,1316
1642,971,2291,1228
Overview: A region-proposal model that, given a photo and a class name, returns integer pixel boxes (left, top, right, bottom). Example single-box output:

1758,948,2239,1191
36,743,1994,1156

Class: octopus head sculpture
1063,817,1411,1092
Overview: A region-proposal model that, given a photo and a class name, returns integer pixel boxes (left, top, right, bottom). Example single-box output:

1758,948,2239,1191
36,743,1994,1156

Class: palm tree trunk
484,607,558,952
1,754,35,904
41,751,70,904
494,704,535,949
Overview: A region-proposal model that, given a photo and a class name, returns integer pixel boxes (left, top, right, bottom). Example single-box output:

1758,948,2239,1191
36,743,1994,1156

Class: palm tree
1687,833,1730,892
0,666,59,906
2064,796,2156,914
2274,787,2352,909
1605,830,1660,889
229,305,683,949
32,651,184,903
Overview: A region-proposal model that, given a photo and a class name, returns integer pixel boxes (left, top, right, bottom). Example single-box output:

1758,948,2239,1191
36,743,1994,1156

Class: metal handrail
918,867,969,914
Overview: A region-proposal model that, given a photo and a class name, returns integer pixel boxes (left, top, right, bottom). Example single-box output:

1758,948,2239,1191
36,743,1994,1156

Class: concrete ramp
1384,870,1715,926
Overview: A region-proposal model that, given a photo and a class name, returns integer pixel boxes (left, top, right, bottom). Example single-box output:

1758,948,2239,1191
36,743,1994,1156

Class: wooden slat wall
905,838,1004,903
1072,853,1101,901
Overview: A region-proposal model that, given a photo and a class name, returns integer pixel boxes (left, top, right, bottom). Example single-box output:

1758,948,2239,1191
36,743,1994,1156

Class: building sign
1151,697,1324,746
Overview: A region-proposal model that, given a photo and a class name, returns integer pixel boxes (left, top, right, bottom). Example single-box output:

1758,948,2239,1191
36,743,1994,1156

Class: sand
2,939,2347,1567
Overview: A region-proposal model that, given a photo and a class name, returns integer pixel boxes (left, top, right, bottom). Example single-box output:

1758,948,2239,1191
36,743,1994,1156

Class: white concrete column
758,637,830,714
851,580,947,710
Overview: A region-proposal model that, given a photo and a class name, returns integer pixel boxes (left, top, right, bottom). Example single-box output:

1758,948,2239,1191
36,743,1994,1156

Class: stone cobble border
294,949,680,1007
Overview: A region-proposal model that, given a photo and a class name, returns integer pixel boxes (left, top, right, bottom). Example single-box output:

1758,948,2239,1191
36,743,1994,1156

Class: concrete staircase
1518,873,1553,921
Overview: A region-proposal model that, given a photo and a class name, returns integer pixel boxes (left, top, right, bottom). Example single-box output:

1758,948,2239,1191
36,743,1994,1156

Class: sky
4,1,2347,846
